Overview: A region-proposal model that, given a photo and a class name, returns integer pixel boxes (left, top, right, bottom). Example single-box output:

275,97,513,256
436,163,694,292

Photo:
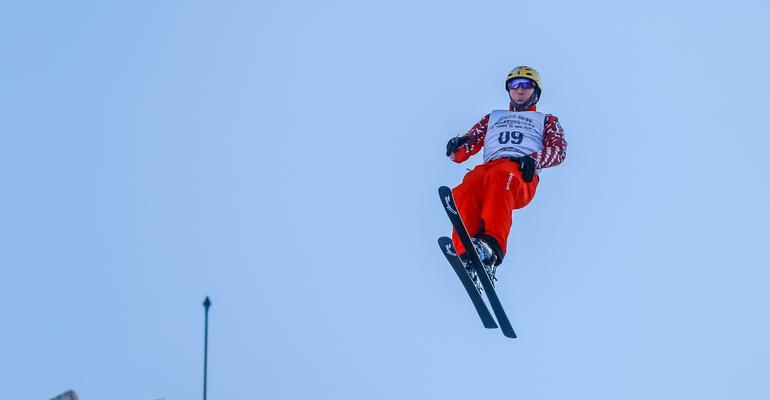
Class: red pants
451,158,539,263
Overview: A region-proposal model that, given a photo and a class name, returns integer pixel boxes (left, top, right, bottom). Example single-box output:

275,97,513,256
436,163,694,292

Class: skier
445,66,567,287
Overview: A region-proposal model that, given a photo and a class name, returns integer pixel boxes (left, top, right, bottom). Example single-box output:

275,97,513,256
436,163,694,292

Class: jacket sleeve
450,114,490,163
529,114,567,169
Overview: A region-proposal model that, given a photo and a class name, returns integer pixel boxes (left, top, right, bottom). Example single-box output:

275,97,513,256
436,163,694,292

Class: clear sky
2,0,770,399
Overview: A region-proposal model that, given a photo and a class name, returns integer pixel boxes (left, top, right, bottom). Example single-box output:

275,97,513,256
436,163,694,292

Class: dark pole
203,297,211,400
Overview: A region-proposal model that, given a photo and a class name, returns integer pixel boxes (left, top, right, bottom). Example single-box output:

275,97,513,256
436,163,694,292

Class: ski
438,236,498,329
438,186,517,338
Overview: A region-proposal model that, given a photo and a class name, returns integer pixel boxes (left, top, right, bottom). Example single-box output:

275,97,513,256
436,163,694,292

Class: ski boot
459,237,499,292
471,237,498,288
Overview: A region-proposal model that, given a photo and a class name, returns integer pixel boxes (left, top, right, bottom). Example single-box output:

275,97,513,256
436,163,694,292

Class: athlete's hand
519,155,537,183
446,136,471,157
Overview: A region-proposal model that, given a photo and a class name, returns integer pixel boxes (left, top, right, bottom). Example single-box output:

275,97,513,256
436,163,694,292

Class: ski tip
437,236,459,259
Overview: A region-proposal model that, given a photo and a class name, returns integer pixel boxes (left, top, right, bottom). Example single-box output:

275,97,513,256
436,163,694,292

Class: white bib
483,110,545,163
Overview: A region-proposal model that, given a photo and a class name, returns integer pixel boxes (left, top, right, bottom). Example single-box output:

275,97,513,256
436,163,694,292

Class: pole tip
203,297,211,308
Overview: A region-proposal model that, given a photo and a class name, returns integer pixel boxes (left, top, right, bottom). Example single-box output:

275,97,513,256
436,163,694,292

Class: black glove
445,136,471,157
518,155,537,183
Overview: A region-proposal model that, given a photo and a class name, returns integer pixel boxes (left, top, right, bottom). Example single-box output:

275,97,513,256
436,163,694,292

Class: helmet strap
510,89,540,111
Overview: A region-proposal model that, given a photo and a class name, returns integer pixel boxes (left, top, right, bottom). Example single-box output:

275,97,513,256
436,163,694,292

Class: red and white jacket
450,105,567,169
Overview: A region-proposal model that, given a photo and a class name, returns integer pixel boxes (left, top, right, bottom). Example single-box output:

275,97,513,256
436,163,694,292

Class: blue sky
2,0,770,399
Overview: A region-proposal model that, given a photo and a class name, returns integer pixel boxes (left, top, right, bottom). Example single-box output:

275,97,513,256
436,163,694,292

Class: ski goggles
507,78,536,90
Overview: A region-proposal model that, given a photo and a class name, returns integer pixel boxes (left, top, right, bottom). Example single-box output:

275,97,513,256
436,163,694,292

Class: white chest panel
483,110,545,163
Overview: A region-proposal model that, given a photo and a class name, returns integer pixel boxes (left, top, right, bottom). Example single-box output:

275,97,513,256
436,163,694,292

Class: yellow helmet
505,66,542,91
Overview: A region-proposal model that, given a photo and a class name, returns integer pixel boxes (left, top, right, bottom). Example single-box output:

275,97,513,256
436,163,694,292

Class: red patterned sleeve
450,114,490,163
529,114,567,169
